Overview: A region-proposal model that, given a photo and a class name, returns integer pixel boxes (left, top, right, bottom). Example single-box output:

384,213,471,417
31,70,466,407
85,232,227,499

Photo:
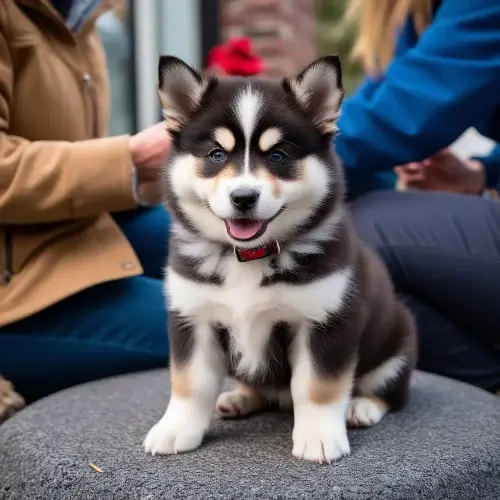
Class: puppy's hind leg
144,314,226,455
216,382,267,418
348,303,417,428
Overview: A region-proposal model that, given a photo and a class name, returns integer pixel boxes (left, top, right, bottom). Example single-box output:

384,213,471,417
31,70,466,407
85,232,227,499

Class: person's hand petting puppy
130,122,172,183
129,122,172,205
395,148,485,195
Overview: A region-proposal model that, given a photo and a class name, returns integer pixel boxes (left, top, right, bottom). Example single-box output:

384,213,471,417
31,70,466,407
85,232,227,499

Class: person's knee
111,278,168,349
349,192,395,250
116,206,171,279
74,277,169,354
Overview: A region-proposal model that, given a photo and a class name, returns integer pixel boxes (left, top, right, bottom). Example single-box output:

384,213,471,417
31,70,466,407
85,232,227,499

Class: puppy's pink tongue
226,219,264,240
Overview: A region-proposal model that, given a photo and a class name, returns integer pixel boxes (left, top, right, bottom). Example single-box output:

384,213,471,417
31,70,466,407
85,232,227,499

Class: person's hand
129,122,172,183
394,148,485,195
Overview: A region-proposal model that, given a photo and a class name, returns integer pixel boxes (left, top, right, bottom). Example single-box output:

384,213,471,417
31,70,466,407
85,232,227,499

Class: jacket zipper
2,228,13,286
82,73,99,138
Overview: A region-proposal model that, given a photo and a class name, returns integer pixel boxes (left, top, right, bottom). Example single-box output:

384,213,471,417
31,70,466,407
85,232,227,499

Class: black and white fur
144,55,417,463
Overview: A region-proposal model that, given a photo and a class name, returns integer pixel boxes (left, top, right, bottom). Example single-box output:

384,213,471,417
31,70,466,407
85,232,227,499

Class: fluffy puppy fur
0,376,24,424
144,54,417,463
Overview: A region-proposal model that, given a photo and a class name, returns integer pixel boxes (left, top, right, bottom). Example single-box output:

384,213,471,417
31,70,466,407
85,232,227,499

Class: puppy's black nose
230,188,260,211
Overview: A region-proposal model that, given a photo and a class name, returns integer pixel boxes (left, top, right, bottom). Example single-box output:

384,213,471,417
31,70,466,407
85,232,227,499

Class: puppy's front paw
144,418,205,456
292,418,350,464
0,377,25,424
347,396,387,428
144,399,209,455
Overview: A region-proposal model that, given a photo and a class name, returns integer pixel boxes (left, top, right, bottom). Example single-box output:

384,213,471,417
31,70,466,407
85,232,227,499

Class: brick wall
220,0,317,78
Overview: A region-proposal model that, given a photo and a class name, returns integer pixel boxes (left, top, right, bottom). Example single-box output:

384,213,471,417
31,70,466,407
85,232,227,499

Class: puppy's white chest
167,258,280,376
167,255,352,377
167,255,352,327
167,258,279,325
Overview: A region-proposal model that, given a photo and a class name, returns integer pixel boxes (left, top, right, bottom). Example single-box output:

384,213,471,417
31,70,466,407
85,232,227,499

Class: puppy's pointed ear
285,55,344,136
158,55,208,133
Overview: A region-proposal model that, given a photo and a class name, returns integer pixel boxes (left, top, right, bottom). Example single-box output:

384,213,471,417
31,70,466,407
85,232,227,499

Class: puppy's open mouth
224,219,267,242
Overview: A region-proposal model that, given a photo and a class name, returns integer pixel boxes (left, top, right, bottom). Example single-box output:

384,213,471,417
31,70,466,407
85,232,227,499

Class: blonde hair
346,0,432,74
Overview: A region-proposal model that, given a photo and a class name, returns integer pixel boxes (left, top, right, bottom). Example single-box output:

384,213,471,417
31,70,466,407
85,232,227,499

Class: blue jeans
0,207,171,402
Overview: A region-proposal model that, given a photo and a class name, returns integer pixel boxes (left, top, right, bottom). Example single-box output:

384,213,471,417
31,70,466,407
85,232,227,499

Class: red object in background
206,37,265,76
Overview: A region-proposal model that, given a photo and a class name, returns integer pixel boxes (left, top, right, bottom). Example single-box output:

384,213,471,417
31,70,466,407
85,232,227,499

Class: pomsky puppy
144,54,417,463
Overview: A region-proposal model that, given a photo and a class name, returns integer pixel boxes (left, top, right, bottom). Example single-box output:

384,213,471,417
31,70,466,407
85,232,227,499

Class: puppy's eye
269,151,285,163
209,149,227,162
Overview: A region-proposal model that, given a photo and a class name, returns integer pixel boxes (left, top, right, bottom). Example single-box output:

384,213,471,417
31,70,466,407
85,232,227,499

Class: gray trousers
351,190,500,392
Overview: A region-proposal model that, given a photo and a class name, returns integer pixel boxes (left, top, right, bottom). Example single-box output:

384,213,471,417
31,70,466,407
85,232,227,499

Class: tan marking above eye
258,127,283,152
214,127,236,152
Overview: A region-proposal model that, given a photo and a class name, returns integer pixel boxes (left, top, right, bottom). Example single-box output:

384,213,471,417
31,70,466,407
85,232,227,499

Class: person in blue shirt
336,0,500,199
339,0,500,393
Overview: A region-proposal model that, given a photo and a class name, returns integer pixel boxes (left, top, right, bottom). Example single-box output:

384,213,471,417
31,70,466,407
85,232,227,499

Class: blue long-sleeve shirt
335,0,500,199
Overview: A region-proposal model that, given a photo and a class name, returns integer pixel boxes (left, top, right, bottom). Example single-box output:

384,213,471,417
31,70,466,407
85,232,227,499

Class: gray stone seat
1,369,499,500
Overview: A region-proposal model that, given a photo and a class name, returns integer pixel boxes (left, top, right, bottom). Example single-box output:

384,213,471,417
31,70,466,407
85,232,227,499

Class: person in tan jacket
0,0,173,418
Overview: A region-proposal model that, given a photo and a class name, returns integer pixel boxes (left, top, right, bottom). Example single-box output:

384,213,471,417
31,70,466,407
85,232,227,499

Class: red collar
234,240,280,263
